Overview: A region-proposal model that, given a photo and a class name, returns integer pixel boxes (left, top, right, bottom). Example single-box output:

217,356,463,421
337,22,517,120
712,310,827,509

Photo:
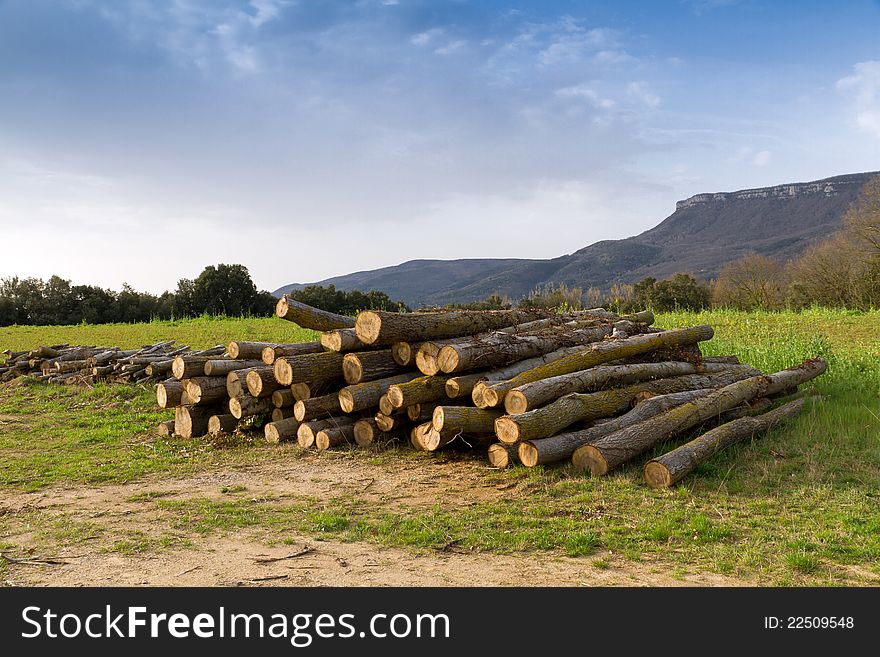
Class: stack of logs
158,296,823,488
0,342,210,385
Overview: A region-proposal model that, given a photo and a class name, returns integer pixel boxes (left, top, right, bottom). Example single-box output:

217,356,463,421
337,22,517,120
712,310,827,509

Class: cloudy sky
1,0,878,293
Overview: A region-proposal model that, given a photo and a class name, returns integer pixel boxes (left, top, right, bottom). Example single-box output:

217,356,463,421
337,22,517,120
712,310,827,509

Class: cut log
246,367,283,398
297,416,355,448
208,414,238,437
171,355,214,380
410,422,433,450
479,325,715,408
174,406,219,439
226,369,257,398
185,376,230,405
265,417,303,444
378,394,397,416
387,375,451,409
338,372,421,413
406,401,441,422
156,380,185,409
495,369,760,445
573,358,827,475
293,393,342,421
415,338,470,376
422,426,493,452
204,359,264,376
272,388,295,408
321,328,363,352
488,443,519,468
644,398,809,488
260,342,325,364
355,309,550,345
375,412,408,432
354,418,379,446
503,361,746,414
276,296,355,331
391,341,425,366
156,419,175,437
342,349,409,385
272,407,295,422
517,389,716,467
228,342,274,360
433,406,503,434
290,382,311,401
316,424,357,450
229,395,273,420
273,352,345,386
146,360,174,377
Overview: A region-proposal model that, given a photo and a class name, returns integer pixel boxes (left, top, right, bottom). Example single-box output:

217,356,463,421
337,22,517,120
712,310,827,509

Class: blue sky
1,0,878,293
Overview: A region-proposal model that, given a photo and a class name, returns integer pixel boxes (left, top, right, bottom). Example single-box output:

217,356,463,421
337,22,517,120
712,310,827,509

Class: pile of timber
0,341,206,385
165,296,825,487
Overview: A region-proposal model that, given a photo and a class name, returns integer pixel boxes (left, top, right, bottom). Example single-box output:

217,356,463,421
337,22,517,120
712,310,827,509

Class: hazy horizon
2,0,879,294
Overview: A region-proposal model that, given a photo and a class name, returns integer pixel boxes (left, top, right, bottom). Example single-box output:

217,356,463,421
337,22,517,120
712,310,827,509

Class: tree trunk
495,369,760,445
272,407,295,422
226,368,261,398
261,342,325,364
297,416,355,448
415,337,472,375
375,412,408,432
265,417,303,444
208,414,238,437
355,418,409,446
644,398,809,488
272,388,295,408
378,394,399,416
488,443,519,468
517,389,716,467
355,309,550,345
156,420,175,437
574,358,827,475
185,376,230,405
174,406,219,438
229,395,273,420
171,355,217,380
432,406,503,434
504,361,748,414
204,359,264,376
338,372,421,413
146,360,174,377
320,328,363,352
316,424,357,450
227,342,269,359
342,349,409,385
156,380,185,408
276,296,355,330
246,367,283,398
479,325,715,408
273,352,345,386
387,375,451,409
391,341,426,366
293,393,343,421
406,401,441,422
410,422,433,450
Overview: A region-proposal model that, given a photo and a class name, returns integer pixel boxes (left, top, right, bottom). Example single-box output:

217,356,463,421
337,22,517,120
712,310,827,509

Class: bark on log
644,398,809,488
174,406,219,438
229,395,274,420
156,420,175,437
276,296,355,331
185,376,230,405
227,341,274,360
265,417,303,444
387,375,451,409
274,352,345,386
226,369,259,398
504,361,746,414
320,328,363,353
495,368,760,445
208,414,238,437
297,416,355,448
272,408,295,422
488,443,519,468
156,380,185,409
410,422,433,450
354,418,379,446
479,325,715,408
342,349,409,385
204,359,264,376
517,389,716,467
375,413,408,432
316,424,357,450
355,309,550,345
406,401,441,422
146,360,174,377
171,356,215,380
378,394,397,416
338,372,421,413
261,342,325,364
574,358,827,475
290,382,312,401
391,341,426,366
432,406,503,434
293,393,342,421
246,367,283,398
272,388,295,408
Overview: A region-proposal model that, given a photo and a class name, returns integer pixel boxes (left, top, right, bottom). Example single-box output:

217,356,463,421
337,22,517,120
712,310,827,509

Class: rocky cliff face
276,171,879,306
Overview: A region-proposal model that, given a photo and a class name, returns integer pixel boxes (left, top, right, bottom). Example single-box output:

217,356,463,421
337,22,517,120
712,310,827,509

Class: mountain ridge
274,171,878,306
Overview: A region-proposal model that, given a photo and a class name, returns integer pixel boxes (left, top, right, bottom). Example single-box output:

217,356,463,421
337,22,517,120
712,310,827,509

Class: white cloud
435,40,465,56
752,150,771,167
555,84,615,109
837,60,880,139
411,28,443,47
627,81,660,107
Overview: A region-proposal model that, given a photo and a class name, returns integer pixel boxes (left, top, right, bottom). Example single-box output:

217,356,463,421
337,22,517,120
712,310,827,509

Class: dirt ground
0,456,752,587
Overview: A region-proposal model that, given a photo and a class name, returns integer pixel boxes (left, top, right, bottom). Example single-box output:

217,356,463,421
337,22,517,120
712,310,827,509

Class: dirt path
0,456,751,587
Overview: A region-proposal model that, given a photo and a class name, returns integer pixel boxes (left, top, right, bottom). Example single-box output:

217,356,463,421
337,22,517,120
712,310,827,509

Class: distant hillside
274,172,877,306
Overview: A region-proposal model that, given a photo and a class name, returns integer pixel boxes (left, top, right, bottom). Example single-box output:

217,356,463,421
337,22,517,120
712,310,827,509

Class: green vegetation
1,309,878,584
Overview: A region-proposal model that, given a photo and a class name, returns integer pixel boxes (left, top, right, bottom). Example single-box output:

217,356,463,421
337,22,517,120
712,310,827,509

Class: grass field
1,309,878,585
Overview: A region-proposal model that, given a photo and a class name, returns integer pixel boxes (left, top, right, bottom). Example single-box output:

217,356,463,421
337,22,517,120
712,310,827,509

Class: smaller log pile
160,297,826,487
0,342,206,385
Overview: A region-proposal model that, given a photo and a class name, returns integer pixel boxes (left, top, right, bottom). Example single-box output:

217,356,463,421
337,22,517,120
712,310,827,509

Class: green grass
1,309,879,584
